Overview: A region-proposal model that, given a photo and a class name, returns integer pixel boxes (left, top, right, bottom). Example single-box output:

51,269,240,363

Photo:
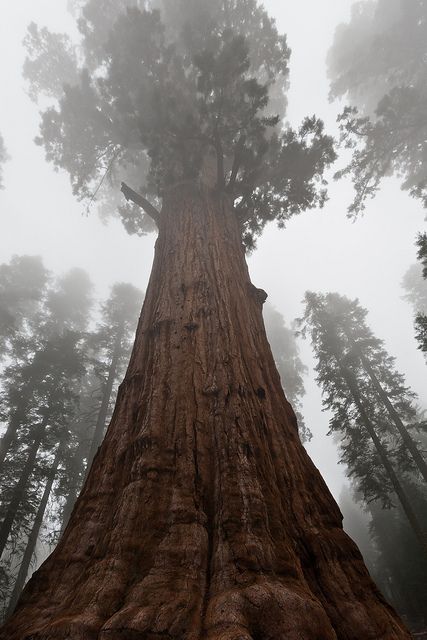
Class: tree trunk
355,345,427,484
0,414,20,471
0,368,44,472
0,419,46,558
6,446,62,617
59,437,90,536
333,356,427,556
0,183,410,640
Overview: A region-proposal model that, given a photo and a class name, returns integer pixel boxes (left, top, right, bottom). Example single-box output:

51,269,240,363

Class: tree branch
120,182,160,226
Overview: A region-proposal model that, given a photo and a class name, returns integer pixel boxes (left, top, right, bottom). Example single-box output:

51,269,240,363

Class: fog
0,0,426,631
1,0,424,493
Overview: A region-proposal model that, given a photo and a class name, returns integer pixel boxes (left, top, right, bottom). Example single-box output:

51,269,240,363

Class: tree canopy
24,0,336,248
328,0,427,216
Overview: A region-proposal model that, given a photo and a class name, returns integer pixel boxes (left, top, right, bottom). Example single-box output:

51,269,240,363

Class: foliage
402,259,427,354
24,0,336,247
0,256,49,357
0,265,92,612
23,23,79,102
328,0,427,216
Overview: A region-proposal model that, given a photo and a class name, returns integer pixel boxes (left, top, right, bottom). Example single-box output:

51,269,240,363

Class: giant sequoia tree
1,2,412,639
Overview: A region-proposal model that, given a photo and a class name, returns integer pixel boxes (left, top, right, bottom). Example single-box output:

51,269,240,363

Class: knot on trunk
248,283,268,305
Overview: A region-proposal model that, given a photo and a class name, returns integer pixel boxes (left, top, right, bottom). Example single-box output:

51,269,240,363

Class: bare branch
120,182,160,226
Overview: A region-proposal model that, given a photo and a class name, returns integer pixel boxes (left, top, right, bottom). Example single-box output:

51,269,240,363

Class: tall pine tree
0,265,92,615
298,291,427,552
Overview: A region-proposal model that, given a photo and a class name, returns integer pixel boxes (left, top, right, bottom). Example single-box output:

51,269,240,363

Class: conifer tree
0,255,48,360
263,302,310,442
298,291,427,553
0,266,92,612
1,2,411,638
340,483,427,630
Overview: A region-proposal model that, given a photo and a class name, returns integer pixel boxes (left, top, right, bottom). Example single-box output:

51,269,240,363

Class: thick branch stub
120,182,160,226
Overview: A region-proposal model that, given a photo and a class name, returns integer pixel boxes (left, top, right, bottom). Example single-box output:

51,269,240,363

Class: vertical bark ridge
1,182,410,640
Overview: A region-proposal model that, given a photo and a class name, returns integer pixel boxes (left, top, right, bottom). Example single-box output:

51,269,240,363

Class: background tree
298,291,427,551
0,2,411,639
327,0,427,217
0,265,92,615
0,255,48,359
263,302,310,442
340,482,427,630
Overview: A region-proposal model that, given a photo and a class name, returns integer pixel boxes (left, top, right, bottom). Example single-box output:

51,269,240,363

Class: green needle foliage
24,0,336,249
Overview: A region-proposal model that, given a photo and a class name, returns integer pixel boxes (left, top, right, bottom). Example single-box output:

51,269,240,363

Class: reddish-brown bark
1,183,410,639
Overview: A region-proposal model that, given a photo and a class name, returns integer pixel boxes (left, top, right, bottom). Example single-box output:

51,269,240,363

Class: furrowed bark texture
1,183,410,640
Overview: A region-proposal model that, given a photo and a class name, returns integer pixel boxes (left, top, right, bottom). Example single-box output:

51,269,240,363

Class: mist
0,0,426,635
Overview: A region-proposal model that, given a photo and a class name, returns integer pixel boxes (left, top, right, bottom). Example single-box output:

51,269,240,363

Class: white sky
0,0,425,502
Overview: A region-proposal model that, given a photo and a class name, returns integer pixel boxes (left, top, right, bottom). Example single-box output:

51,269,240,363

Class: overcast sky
0,0,425,502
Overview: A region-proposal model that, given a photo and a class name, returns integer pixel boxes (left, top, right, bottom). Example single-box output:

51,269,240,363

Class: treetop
25,0,336,248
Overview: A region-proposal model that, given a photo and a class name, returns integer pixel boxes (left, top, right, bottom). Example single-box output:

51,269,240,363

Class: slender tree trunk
1,183,410,640
355,345,427,484
61,337,123,534
334,356,427,555
0,415,20,471
59,438,89,536
0,419,47,558
86,323,124,468
6,446,62,617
